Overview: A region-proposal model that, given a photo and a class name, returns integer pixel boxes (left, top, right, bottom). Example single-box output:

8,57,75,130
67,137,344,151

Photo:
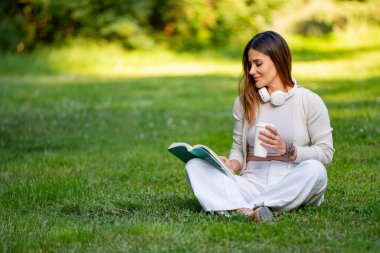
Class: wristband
282,143,295,158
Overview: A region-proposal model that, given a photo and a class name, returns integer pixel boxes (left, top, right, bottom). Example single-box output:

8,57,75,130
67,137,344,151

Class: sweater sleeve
228,97,244,166
295,91,335,165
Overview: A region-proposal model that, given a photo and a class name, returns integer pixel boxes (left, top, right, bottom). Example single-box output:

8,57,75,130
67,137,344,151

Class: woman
185,31,334,222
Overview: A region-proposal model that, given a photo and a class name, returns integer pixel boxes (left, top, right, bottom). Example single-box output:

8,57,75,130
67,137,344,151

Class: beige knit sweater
228,86,335,174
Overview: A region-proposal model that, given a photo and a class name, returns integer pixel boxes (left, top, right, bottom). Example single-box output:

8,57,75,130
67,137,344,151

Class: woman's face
247,48,281,93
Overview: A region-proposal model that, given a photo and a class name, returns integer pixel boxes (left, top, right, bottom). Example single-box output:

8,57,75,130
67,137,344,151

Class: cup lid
254,122,268,128
254,122,275,129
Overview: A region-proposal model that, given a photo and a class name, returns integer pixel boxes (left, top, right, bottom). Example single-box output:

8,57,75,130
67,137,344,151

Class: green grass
1,33,379,252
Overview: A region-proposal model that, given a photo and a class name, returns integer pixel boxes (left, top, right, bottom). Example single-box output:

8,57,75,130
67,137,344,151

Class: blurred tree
289,0,380,36
0,0,288,52
149,0,287,50
0,1,27,52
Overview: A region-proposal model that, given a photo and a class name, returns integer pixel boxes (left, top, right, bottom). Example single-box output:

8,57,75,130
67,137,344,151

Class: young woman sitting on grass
185,31,335,222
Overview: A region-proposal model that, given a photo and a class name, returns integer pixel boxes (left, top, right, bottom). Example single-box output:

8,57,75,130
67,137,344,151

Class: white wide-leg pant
185,158,327,214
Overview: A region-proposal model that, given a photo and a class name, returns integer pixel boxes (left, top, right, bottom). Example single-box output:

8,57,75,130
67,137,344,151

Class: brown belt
246,155,291,162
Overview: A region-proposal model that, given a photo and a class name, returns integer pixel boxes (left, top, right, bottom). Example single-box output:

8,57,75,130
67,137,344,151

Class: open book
167,142,235,179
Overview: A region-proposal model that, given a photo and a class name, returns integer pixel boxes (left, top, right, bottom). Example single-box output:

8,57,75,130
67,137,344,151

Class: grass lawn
0,33,379,252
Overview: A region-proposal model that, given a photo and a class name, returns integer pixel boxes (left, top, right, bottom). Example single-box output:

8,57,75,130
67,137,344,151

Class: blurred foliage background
1,0,379,53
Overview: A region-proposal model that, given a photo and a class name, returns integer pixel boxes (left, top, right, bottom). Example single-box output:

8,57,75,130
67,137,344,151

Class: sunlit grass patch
0,41,240,78
290,30,380,82
1,31,379,82
293,49,380,82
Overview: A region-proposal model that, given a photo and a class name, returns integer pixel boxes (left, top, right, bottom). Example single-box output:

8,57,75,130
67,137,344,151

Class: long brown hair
239,31,294,126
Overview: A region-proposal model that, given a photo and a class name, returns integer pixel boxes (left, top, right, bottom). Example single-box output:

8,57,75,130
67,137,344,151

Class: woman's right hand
219,156,240,173
219,156,232,168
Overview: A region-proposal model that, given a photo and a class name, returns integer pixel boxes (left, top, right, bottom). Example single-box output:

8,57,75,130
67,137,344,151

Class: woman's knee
300,160,327,184
185,158,205,172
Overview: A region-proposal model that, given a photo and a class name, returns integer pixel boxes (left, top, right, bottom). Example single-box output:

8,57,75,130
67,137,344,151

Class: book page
168,142,235,179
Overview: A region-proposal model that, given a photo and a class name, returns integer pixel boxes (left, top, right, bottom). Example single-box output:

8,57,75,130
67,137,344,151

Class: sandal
253,206,273,223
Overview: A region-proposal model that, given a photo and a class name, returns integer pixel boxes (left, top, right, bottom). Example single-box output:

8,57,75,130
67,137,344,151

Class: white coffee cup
254,122,274,158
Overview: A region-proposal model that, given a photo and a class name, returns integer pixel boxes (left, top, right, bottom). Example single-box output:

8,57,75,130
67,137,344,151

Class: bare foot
233,207,273,222
234,208,255,218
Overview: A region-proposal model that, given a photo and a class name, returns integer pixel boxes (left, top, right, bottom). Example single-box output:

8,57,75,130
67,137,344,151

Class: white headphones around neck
258,78,297,106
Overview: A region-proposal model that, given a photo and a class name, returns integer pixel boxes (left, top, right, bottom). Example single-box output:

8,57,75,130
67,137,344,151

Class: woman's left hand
258,125,286,155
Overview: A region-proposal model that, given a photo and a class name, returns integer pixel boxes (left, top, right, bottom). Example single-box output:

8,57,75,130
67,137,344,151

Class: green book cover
168,142,235,179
